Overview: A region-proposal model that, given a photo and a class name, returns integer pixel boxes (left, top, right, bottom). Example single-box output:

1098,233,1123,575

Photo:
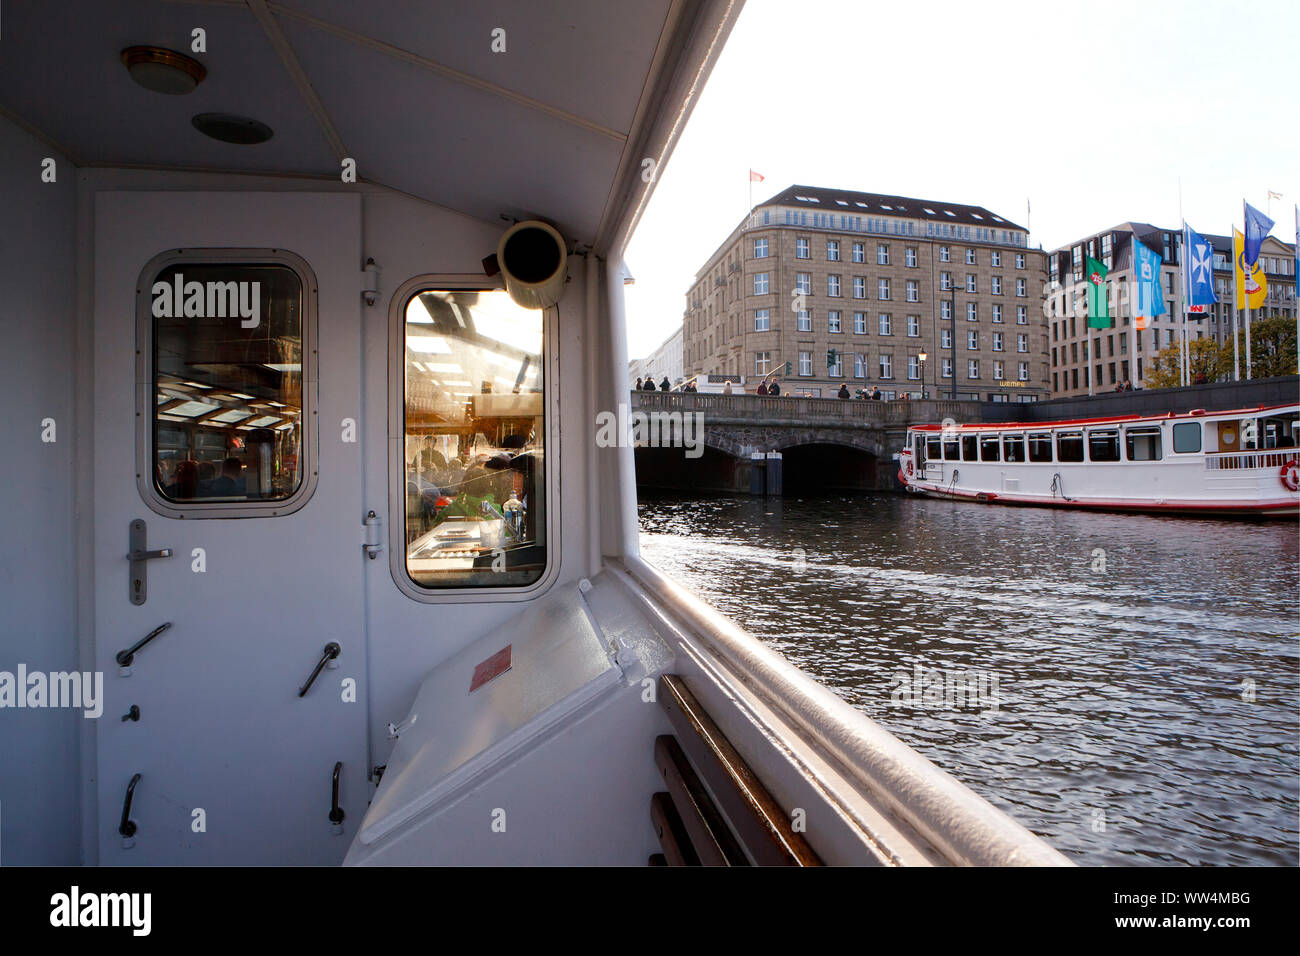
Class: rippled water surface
638,493,1299,865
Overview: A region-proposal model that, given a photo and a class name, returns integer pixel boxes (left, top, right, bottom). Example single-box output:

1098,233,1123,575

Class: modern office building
1046,224,1296,396
682,185,1050,401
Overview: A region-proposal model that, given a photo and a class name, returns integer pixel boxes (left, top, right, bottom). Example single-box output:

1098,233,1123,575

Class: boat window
1172,422,1202,453
979,435,1001,461
1056,431,1084,462
961,434,978,460
1125,426,1162,461
1258,414,1297,449
943,435,960,460
1027,432,1053,462
1087,429,1120,462
145,260,311,512
1003,434,1026,462
402,288,546,589
926,434,942,460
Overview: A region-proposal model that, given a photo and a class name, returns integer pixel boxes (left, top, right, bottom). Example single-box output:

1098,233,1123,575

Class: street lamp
917,349,928,399
949,277,958,400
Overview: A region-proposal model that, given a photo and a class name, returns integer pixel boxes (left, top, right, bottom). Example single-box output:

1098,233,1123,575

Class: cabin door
90,192,368,864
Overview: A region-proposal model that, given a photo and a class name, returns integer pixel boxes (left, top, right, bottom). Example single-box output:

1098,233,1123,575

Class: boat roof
908,403,1300,432
0,0,742,258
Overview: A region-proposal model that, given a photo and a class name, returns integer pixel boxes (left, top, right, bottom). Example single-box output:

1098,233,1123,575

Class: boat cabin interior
1,1,1068,867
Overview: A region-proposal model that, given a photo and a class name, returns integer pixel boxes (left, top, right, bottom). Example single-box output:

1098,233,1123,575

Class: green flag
1085,256,1111,328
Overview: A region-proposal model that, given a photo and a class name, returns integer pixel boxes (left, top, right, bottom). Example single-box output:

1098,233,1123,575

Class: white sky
623,0,1299,360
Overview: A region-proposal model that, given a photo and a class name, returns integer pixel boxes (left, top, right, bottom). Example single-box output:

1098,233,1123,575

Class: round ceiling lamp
191,113,274,145
120,46,207,95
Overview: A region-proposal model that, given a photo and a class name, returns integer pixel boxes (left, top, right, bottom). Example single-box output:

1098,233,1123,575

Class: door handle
116,622,172,669
298,642,341,698
119,773,141,845
128,518,173,605
329,761,345,834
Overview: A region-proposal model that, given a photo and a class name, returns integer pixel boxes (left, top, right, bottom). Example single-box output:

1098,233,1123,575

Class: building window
878,278,891,300
853,276,866,298
755,351,771,375
797,310,812,332
966,274,977,293
907,315,920,337
853,311,867,334
993,360,1004,379
796,272,811,294
854,353,866,377
879,354,893,378
798,350,812,376
940,272,953,291
796,238,810,259
968,330,979,350
827,240,840,261
1017,306,1027,324
967,302,978,322
878,313,892,335
907,355,920,380
991,251,1002,267
877,243,890,265
852,242,865,263
991,276,1002,295
1018,361,1029,381
754,308,770,332
941,300,953,320
906,247,918,268
965,248,976,265
401,286,546,589
939,246,950,263
1017,333,1028,352
941,328,952,348
827,274,841,297
1016,278,1027,297
993,331,1004,351
968,359,979,379
941,357,953,378
1016,253,1026,269
753,272,769,295
753,237,768,258
906,280,919,302
828,352,843,376
992,304,1003,323
828,310,842,333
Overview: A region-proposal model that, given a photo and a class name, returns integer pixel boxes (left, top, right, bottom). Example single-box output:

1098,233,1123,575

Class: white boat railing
1205,450,1296,471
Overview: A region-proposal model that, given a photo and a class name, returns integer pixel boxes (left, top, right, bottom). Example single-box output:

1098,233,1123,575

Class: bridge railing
628,390,980,427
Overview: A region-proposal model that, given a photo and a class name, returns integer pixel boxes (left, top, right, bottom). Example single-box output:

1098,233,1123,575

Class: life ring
1282,459,1300,492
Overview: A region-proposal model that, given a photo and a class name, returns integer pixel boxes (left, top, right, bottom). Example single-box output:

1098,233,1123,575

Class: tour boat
1,0,1069,867
897,404,1300,517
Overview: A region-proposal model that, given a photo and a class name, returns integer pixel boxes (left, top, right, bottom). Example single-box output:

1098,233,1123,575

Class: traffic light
784,361,792,375
827,348,838,367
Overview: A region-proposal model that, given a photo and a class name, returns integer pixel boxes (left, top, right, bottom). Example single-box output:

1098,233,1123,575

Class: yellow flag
1234,228,1268,308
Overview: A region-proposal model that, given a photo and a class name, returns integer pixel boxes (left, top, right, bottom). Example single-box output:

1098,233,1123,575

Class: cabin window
1172,422,1201,454
1087,429,1121,462
1259,414,1297,449
943,436,960,460
1056,431,1084,462
961,435,978,460
142,257,314,516
979,435,1001,461
1027,433,1053,462
1003,435,1026,462
926,435,942,460
401,288,546,589
1125,427,1162,461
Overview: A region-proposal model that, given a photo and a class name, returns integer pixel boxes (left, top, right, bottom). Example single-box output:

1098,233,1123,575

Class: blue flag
1132,240,1166,318
1182,224,1218,306
1243,201,1274,266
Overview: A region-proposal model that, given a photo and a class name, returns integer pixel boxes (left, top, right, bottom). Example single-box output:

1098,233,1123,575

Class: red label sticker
470,645,512,693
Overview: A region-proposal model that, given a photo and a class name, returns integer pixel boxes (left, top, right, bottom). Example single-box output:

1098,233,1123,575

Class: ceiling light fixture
191,113,275,145
121,46,207,94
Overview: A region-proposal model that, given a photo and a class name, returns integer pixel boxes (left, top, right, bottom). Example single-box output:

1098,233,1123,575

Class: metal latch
362,510,383,559
128,519,172,605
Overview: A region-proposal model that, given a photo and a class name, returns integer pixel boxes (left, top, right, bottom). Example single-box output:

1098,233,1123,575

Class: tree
1144,336,1228,389
1229,315,1299,379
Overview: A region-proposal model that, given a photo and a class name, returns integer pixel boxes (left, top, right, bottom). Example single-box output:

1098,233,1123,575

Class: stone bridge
628,390,980,492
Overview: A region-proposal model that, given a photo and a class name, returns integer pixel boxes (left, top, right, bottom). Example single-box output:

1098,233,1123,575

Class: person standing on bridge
757,381,768,395
660,376,671,391
838,384,850,399
635,377,643,390
723,380,733,395
769,380,781,396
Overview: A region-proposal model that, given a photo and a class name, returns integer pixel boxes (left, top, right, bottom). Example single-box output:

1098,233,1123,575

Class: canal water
638,492,1299,866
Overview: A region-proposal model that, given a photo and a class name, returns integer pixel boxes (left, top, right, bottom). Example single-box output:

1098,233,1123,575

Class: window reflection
403,289,546,588
151,264,304,503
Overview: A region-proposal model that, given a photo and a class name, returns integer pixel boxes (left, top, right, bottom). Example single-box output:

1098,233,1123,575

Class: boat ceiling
0,0,737,255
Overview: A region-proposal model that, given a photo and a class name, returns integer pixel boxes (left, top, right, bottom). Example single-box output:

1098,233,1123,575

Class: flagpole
1231,237,1240,381
1243,202,1253,380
